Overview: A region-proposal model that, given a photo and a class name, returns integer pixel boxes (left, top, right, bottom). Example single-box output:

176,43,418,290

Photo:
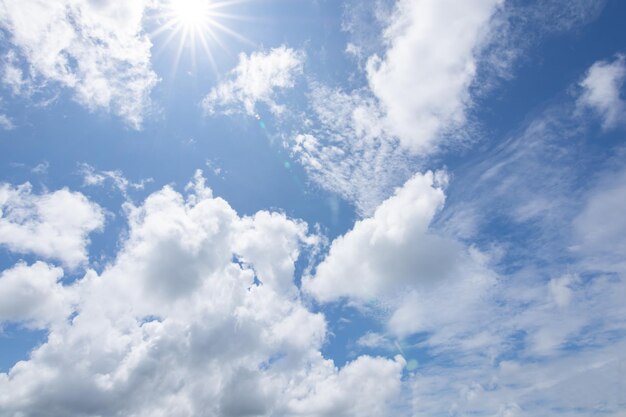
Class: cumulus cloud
0,262,73,329
0,171,404,417
303,171,496,337
578,54,626,130
202,46,305,117
0,182,104,268
0,0,158,128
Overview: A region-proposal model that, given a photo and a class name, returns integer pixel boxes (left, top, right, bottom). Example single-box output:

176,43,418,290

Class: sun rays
150,0,254,75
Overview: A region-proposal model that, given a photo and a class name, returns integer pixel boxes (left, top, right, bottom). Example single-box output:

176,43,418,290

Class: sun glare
152,0,252,74
171,0,212,30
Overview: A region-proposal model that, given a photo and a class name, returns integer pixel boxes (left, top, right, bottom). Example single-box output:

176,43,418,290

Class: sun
151,0,252,74
169,0,213,31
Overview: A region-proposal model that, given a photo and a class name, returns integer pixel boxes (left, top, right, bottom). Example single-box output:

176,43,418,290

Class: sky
0,0,625,416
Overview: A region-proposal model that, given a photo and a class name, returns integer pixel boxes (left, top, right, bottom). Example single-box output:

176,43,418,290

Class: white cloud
31,161,50,175
572,165,626,271
0,182,104,268
0,0,158,128
578,54,626,130
366,0,502,153
233,211,318,296
472,0,607,94
357,332,394,350
303,171,496,337
284,354,406,417
0,262,73,329
0,171,404,417
286,0,503,213
304,171,447,301
407,339,626,417
548,274,578,308
0,113,14,130
202,46,305,117
79,163,153,199
289,84,415,215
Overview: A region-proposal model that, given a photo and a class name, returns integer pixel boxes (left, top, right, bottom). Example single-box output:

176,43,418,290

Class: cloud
473,0,607,92
286,0,503,214
303,171,496,337
357,332,395,350
0,97,15,130
0,182,104,268
202,46,305,117
297,67,626,413
382,62,626,416
0,262,73,329
0,113,14,130
572,164,626,271
578,54,626,130
0,0,158,128
0,171,404,417
31,161,50,175
365,0,501,153
289,84,416,215
78,163,153,199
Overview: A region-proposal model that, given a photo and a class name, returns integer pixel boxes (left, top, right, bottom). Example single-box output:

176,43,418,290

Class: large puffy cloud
303,171,496,337
578,54,626,130
0,182,104,268
202,46,305,117
0,0,157,128
0,262,73,329
0,171,405,417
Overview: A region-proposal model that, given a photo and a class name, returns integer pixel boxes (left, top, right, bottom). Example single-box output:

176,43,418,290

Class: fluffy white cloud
366,0,502,152
0,171,404,417
578,54,626,130
303,171,496,337
202,46,305,117
0,183,104,268
0,262,73,329
0,0,158,128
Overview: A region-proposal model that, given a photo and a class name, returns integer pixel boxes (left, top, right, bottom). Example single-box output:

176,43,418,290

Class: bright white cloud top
0,183,104,268
0,0,625,416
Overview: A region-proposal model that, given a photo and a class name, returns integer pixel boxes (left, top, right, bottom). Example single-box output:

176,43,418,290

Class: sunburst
151,0,253,74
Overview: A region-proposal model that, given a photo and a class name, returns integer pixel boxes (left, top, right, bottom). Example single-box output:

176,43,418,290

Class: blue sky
0,0,625,416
